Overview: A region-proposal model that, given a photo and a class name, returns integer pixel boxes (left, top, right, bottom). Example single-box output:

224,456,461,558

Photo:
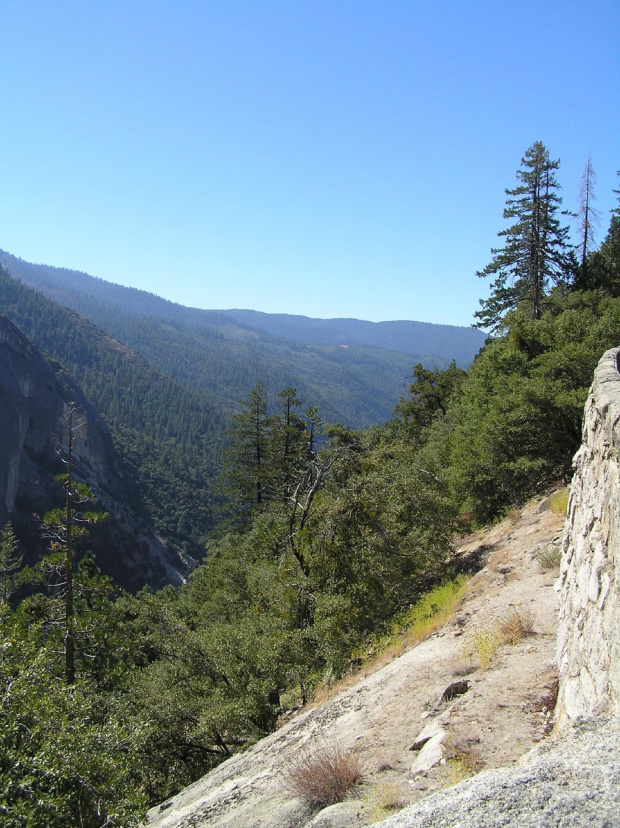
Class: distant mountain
0,250,485,589
0,314,188,590
0,250,485,427
222,309,485,365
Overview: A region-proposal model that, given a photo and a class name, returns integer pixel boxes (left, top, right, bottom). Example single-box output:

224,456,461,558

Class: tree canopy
475,141,574,330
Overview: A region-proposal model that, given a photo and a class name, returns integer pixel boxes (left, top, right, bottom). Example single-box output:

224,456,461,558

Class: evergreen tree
271,387,309,501
394,361,466,440
217,382,272,522
475,142,573,330
0,524,22,605
40,407,107,684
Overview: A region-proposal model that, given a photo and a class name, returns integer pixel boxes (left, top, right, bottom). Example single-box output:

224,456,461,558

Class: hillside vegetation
0,265,225,558
0,249,485,427
0,144,619,826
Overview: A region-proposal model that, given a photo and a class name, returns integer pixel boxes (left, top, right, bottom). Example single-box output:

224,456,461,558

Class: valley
1,166,619,825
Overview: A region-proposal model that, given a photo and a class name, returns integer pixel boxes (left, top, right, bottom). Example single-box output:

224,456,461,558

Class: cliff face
556,347,620,723
0,315,185,590
0,315,115,522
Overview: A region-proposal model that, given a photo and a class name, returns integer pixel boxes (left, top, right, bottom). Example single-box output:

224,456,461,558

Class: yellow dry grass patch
365,781,409,821
464,606,537,670
548,487,569,516
309,576,469,707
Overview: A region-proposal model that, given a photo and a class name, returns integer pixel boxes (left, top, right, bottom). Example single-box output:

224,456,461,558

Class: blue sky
1,1,618,326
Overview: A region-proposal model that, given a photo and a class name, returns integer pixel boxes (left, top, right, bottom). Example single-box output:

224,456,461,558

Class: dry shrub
285,743,363,808
535,543,562,571
500,607,536,645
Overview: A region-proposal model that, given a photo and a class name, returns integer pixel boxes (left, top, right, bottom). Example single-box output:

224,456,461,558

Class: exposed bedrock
556,346,620,723
0,314,115,524
0,315,184,589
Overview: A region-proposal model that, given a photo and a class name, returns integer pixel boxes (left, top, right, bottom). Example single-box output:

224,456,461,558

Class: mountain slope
0,264,225,566
144,497,564,827
0,250,485,427
0,315,185,589
223,309,485,365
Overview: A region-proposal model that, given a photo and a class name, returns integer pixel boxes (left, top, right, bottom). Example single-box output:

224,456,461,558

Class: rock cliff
556,346,620,722
0,315,185,590
0,314,115,521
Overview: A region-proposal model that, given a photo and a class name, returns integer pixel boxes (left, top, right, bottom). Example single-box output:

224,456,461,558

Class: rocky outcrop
375,347,620,827
556,346,620,723
0,314,115,523
375,348,620,827
373,717,620,828
0,315,185,590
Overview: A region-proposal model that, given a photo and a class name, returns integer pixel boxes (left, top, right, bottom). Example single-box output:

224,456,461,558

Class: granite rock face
0,315,184,589
373,717,620,828
556,346,620,723
0,314,115,524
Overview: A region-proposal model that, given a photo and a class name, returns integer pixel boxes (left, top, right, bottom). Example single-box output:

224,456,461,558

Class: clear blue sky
1,1,618,326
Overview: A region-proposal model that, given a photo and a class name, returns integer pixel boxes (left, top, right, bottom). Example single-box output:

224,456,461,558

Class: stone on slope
370,718,620,828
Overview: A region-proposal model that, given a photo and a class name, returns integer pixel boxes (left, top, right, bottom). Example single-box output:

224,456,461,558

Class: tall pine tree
475,142,573,330
217,382,272,523
586,171,620,295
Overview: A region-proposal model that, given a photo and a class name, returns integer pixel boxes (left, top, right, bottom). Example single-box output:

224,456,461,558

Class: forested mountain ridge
0,249,485,426
0,264,226,564
222,308,485,364
0,314,184,589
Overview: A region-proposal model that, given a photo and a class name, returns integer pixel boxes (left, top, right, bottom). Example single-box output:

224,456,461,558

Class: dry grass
447,749,484,785
535,543,562,571
464,606,537,670
466,627,503,670
548,488,570,516
392,576,469,650
444,736,484,785
506,507,521,525
285,743,363,808
500,606,536,644
365,781,409,821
